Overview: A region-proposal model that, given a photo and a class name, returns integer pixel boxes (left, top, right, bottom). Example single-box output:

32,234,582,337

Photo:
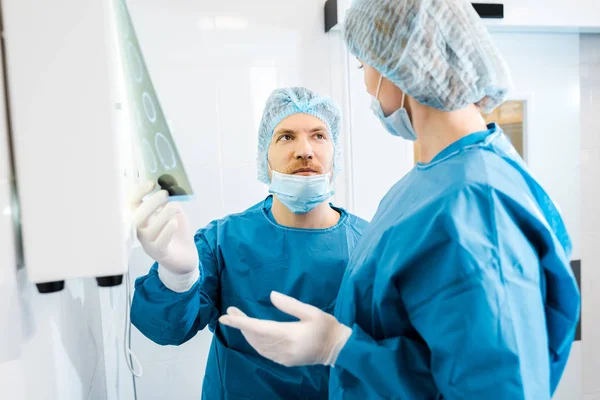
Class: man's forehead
274,113,328,133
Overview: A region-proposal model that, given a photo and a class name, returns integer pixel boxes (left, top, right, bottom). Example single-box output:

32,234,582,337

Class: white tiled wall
580,33,600,399
0,262,110,400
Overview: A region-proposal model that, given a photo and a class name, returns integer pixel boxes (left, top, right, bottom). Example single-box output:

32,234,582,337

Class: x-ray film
114,0,193,199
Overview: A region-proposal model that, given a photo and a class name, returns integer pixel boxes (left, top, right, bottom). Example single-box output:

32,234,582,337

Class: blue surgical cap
257,87,341,185
344,0,513,113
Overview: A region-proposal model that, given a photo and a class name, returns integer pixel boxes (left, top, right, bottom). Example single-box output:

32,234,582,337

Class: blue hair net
257,87,341,185
344,0,513,113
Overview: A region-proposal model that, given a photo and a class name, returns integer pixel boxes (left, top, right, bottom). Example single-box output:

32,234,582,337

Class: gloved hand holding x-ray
130,181,199,292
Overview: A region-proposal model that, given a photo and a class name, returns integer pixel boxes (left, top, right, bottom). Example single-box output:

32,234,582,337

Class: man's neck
271,196,340,229
413,104,488,164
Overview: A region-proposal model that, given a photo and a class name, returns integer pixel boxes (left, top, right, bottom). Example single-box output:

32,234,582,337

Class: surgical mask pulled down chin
370,74,417,141
269,169,334,214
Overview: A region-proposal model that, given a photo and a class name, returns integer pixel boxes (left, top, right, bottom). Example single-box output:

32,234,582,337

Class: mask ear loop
375,74,384,100
267,161,277,179
377,73,407,111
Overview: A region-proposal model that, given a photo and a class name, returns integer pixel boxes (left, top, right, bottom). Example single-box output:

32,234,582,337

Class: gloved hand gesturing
219,291,352,367
131,181,199,289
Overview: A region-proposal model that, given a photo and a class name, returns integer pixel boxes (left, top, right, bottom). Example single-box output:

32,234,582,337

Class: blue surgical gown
131,196,368,399
330,124,580,399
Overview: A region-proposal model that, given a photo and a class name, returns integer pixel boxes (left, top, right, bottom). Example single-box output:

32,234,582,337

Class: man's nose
294,137,314,160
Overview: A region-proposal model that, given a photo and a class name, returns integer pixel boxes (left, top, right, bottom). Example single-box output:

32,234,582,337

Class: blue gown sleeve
131,222,221,346
335,184,559,399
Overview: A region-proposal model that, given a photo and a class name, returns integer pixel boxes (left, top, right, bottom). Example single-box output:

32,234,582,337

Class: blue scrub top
330,124,580,399
131,196,368,399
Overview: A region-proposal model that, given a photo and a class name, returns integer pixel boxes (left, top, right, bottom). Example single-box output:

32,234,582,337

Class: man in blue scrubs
130,87,368,399
220,1,581,398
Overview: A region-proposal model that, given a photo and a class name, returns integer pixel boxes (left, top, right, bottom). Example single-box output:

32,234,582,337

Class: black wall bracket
571,259,581,341
325,1,504,33
472,3,504,19
324,0,338,33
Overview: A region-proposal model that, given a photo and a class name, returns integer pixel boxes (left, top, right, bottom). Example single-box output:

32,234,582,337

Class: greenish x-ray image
114,0,193,199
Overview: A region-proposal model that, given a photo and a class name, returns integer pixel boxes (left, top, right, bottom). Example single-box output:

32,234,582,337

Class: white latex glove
219,291,352,367
131,181,199,291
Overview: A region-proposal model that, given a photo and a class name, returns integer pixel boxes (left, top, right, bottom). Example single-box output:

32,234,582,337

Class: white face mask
370,74,417,141
268,169,334,214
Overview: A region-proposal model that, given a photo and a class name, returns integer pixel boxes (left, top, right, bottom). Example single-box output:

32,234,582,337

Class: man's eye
279,135,293,141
